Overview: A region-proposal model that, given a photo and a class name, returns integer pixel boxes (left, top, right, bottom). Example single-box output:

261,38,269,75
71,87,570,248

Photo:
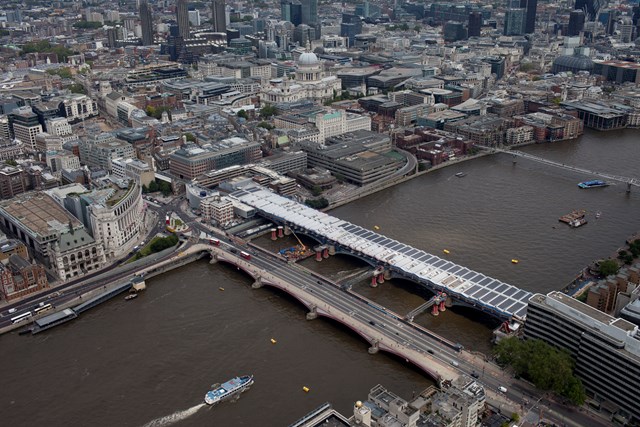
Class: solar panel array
232,187,530,320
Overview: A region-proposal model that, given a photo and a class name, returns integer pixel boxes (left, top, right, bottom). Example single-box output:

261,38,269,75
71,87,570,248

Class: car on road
368,320,375,326
427,349,434,355
498,386,507,393
8,308,17,314
450,360,459,367
471,371,479,379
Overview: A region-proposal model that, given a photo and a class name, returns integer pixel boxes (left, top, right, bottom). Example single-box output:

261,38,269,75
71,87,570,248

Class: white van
450,361,459,367
498,386,507,393
8,308,17,314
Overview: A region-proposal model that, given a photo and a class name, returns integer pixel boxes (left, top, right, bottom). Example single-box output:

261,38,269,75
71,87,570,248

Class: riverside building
525,292,640,424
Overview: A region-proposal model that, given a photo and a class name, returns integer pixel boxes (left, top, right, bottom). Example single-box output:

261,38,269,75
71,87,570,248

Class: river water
2,130,639,426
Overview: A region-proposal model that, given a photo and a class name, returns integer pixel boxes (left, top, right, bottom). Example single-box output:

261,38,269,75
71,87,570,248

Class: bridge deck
232,187,531,321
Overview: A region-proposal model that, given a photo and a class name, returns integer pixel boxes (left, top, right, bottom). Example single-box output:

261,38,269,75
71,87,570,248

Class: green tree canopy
305,198,329,209
260,104,277,119
494,337,586,405
184,132,196,142
598,259,619,277
237,109,248,119
47,67,73,79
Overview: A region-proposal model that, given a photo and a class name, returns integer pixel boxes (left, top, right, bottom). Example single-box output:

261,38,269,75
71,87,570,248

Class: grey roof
58,228,95,251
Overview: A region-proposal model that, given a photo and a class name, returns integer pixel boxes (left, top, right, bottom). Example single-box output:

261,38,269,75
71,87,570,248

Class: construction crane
290,229,306,251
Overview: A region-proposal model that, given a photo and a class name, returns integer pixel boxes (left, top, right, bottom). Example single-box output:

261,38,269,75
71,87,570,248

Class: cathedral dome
298,52,319,66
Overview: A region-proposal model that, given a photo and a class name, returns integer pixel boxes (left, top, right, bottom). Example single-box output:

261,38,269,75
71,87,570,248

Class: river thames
2,129,639,426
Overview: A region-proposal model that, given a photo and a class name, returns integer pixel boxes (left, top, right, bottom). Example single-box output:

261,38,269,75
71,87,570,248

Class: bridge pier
322,247,329,259
368,340,379,354
370,275,378,288
315,249,322,262
277,226,284,238
306,306,318,320
284,226,292,236
251,276,263,289
383,270,392,281
628,182,632,193
377,273,385,284
270,228,277,240
431,304,439,316
328,245,336,256
209,253,218,264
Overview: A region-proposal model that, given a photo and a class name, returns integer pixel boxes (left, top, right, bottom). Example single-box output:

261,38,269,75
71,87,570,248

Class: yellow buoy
271,338,277,344
443,249,450,254
219,287,225,291
511,259,519,264
374,225,380,230
302,386,310,393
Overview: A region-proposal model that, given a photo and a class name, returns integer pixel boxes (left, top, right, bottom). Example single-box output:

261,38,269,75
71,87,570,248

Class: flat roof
0,192,82,239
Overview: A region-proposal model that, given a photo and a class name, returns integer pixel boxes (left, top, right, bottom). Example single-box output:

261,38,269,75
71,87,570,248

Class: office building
139,0,154,45
169,138,262,180
468,11,482,37
9,107,42,151
341,13,362,46
568,10,585,36
301,0,318,26
504,8,525,36
211,0,226,33
0,254,49,302
519,0,537,34
525,292,640,424
0,192,106,281
177,0,190,40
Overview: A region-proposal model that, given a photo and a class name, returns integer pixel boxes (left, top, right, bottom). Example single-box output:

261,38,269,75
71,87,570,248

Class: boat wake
141,403,206,427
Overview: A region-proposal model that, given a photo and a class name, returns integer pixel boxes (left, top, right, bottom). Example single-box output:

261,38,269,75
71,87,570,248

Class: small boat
374,225,380,230
511,259,519,264
219,287,225,291
125,293,138,301
595,211,601,219
578,180,609,189
455,172,467,178
569,218,588,228
205,375,254,405
443,249,450,254
302,386,310,393
270,338,277,344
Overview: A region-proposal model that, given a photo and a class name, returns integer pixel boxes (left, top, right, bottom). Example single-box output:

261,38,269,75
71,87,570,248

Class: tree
399,23,409,31
5,159,17,166
598,259,619,277
494,337,586,406
148,180,159,193
47,67,73,79
184,132,196,142
414,25,421,32
158,181,172,196
257,121,274,130
237,109,248,120
142,184,148,193
260,104,277,119
69,83,87,94
311,186,323,197
305,198,329,209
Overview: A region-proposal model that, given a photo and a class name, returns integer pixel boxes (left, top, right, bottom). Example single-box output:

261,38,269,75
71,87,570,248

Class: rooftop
0,192,82,239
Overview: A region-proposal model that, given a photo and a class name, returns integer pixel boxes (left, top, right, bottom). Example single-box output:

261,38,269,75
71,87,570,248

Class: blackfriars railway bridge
230,187,532,323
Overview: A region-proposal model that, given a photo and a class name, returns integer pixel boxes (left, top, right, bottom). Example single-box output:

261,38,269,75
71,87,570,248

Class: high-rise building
519,0,537,34
468,11,482,37
341,13,362,46
211,0,226,33
568,10,585,36
575,0,602,21
139,0,154,46
281,0,292,22
301,0,318,25
504,8,525,36
525,292,640,424
176,0,190,40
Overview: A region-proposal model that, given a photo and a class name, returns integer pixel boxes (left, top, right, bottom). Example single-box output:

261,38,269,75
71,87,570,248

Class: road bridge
230,187,531,322
489,147,640,191
176,242,459,383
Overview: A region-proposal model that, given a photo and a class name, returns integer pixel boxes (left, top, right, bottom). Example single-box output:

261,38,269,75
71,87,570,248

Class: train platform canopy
231,186,531,321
